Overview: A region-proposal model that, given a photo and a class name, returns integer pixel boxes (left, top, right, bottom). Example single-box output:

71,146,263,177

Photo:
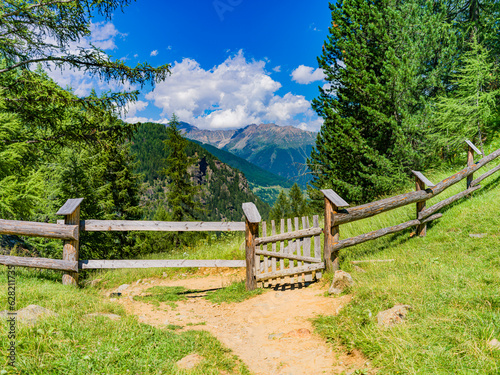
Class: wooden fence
1,140,499,290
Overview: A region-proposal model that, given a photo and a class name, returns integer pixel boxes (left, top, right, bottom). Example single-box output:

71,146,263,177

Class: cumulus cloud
120,100,149,120
89,22,123,50
272,65,281,72
291,65,326,84
150,50,158,56
145,50,321,130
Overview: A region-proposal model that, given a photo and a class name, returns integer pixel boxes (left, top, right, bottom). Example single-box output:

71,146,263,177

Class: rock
488,339,500,349
136,279,142,285
89,279,102,287
84,313,121,321
284,328,311,338
328,270,354,295
469,233,487,238
109,292,121,298
116,284,130,293
176,353,204,370
353,266,366,273
268,332,284,340
377,305,412,327
0,305,58,325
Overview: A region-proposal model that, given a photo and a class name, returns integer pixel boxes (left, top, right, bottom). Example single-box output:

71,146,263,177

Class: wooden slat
331,214,442,252
287,218,294,282
246,218,258,291
56,198,84,216
313,215,322,279
254,250,322,263
271,220,277,273
262,221,268,287
321,189,349,208
294,217,302,283
0,255,78,272
471,164,500,187
418,186,481,220
242,202,261,223
466,139,482,155
303,216,313,282
254,227,323,245
0,219,78,240
279,218,285,283
79,259,246,269
333,147,500,225
255,263,325,282
412,170,435,187
83,220,245,232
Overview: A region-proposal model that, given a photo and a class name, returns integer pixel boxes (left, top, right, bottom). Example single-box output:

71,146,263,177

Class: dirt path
113,269,372,375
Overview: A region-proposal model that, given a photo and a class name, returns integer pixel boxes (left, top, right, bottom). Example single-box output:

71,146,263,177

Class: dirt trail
113,269,372,375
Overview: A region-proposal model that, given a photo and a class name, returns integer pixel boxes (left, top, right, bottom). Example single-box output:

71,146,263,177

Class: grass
204,281,265,304
0,268,250,374
313,151,500,374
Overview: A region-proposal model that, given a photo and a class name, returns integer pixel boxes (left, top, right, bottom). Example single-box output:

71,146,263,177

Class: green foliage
309,0,457,203
269,190,290,223
429,32,500,156
204,281,265,304
288,183,307,218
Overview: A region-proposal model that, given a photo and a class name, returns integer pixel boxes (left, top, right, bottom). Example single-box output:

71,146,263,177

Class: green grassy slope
314,157,500,374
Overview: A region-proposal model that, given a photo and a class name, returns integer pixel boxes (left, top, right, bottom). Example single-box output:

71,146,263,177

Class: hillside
178,122,317,187
130,122,270,222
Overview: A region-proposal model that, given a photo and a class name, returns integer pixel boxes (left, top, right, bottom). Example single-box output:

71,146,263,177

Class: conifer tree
269,190,290,222
288,183,307,218
430,32,499,156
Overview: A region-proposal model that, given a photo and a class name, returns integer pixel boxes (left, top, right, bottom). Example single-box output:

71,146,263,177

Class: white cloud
120,100,149,119
167,46,172,50
150,50,158,56
89,22,123,50
291,65,326,84
145,50,321,130
272,65,281,73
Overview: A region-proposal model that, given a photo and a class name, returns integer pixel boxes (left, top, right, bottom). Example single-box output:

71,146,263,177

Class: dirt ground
112,269,373,375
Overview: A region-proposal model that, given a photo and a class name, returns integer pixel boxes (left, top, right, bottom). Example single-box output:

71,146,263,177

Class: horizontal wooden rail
470,164,500,187
254,250,322,263
418,185,481,220
254,227,323,245
82,220,245,232
332,148,500,225
331,213,442,252
0,219,78,240
255,263,325,281
78,259,246,269
0,255,78,272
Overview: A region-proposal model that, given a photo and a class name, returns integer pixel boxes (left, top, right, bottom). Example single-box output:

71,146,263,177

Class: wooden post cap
411,171,435,187
242,202,261,223
321,189,349,208
465,140,482,155
56,198,84,216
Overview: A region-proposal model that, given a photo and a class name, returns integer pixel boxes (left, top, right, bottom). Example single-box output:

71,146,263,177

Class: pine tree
269,190,290,222
309,0,457,203
289,183,306,218
430,32,499,156
163,114,199,222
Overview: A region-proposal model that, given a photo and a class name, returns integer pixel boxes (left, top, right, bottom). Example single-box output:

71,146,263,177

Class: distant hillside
131,123,270,221
178,122,317,187
190,140,292,189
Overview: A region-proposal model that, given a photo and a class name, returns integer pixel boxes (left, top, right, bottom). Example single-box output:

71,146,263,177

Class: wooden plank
271,220,277,273
287,218,294,283
294,217,302,283
83,220,245,232
56,198,84,216
415,174,427,236
254,250,322,263
255,263,325,282
245,219,259,291
79,259,247,269
0,219,78,240
313,215,322,280
331,214,442,252
254,227,323,245
470,164,500,187
62,206,80,286
332,147,500,225
262,221,268,287
279,218,285,284
420,213,443,224
321,189,349,208
418,186,481,220
242,202,261,223
0,255,78,272
466,139,482,155
412,170,435,187
303,216,312,282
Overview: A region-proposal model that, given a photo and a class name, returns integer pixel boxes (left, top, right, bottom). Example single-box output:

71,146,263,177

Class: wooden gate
253,215,325,286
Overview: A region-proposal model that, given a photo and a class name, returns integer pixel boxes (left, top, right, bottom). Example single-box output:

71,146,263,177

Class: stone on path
176,353,204,370
377,305,412,327
488,339,500,349
0,305,58,325
116,284,130,293
328,270,354,295
84,313,121,321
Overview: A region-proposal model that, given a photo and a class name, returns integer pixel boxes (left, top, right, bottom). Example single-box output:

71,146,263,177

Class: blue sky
49,0,332,131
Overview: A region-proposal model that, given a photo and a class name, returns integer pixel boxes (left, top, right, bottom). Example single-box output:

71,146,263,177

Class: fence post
56,198,84,286
242,202,261,291
412,171,434,237
321,189,349,272
466,140,482,189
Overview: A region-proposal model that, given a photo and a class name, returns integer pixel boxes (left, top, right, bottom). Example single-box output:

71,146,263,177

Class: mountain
130,122,270,222
178,122,317,187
